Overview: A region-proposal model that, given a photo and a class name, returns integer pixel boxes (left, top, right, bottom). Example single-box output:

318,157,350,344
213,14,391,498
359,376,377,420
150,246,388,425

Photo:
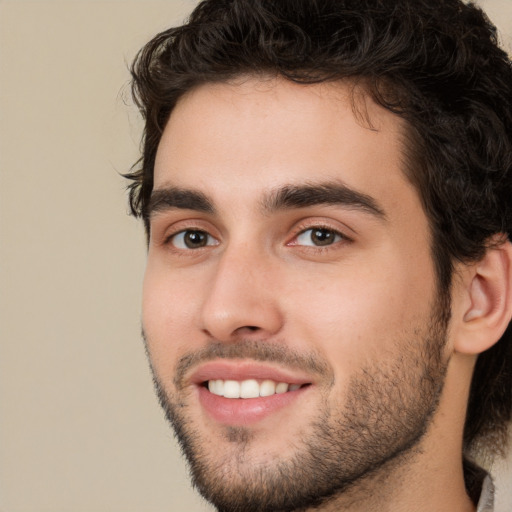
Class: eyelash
288,224,350,251
164,228,218,250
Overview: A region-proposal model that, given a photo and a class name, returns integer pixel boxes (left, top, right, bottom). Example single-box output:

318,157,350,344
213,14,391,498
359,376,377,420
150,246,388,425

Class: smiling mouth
205,379,309,399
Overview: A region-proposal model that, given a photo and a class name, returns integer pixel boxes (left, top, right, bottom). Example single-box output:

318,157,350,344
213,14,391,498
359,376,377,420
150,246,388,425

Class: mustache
162,339,333,390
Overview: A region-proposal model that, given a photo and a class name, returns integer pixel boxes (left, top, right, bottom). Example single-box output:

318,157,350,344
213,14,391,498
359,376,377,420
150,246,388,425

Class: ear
454,239,512,355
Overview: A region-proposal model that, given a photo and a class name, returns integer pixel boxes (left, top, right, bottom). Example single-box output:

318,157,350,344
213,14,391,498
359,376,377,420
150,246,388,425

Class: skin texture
142,78,477,512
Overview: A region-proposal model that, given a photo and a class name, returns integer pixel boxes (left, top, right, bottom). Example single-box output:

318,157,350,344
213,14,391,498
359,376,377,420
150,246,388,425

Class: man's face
143,78,450,511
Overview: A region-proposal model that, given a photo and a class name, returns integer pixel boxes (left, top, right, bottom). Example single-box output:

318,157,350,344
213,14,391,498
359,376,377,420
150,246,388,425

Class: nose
199,245,284,342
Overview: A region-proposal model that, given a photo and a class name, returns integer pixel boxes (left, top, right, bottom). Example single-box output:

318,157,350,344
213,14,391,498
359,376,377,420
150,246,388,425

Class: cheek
285,257,436,372
142,262,202,377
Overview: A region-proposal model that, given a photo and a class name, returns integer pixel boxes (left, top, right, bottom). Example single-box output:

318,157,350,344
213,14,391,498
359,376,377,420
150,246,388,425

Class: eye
170,229,218,249
295,227,344,247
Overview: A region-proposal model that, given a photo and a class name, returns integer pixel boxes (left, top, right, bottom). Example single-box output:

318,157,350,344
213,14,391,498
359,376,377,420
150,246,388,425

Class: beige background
0,1,511,511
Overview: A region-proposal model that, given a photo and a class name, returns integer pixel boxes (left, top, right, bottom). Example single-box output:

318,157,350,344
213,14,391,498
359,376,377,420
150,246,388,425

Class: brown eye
296,228,343,247
171,230,217,249
311,229,337,246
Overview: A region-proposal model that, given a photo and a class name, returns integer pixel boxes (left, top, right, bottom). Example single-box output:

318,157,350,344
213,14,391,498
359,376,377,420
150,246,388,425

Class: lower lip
198,385,306,426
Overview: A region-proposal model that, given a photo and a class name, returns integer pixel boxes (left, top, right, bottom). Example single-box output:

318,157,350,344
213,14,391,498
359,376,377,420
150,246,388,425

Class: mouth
191,361,313,425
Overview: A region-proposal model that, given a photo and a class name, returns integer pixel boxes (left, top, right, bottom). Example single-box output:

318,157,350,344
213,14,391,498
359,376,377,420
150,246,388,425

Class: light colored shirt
476,474,495,512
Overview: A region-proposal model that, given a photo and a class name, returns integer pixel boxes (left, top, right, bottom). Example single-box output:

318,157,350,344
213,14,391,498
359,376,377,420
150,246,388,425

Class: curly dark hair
126,0,512,478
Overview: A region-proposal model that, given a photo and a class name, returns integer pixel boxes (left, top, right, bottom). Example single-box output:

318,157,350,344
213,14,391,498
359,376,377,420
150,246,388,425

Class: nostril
233,325,260,335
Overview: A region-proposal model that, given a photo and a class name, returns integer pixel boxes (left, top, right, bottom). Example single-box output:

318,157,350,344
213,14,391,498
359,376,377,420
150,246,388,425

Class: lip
190,360,313,426
190,360,313,385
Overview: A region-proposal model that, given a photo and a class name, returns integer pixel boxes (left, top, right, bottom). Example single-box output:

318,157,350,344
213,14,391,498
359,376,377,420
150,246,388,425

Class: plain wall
0,1,510,511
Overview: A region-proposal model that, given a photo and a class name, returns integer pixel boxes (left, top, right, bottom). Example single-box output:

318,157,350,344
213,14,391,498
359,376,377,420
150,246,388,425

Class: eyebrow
147,181,386,220
147,187,215,218
262,182,386,218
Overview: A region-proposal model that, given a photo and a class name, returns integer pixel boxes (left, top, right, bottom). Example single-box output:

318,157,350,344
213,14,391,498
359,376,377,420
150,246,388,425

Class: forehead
153,77,416,218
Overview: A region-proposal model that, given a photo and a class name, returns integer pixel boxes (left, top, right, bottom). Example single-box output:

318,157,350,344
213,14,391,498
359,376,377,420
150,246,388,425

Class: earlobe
455,239,512,355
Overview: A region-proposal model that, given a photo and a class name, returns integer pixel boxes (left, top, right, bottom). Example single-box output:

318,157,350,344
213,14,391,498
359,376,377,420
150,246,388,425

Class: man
125,1,512,511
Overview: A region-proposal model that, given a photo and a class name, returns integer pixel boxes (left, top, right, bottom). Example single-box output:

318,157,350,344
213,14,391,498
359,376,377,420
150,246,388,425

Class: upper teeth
208,379,301,399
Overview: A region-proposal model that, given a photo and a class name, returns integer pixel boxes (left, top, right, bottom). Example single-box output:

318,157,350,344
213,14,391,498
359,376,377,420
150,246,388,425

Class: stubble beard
146,295,451,512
